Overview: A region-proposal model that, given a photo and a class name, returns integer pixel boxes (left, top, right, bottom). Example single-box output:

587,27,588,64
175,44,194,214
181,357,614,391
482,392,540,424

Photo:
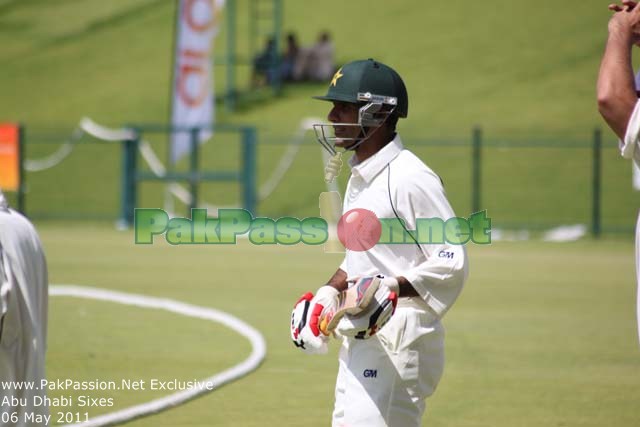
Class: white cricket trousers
332,298,444,427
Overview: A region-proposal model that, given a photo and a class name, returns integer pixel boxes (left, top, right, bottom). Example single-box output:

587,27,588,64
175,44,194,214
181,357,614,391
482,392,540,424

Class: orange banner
0,123,20,191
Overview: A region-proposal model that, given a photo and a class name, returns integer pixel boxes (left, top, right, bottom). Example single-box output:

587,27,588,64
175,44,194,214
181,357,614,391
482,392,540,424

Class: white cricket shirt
0,191,49,426
339,135,469,318
620,100,640,345
621,101,640,165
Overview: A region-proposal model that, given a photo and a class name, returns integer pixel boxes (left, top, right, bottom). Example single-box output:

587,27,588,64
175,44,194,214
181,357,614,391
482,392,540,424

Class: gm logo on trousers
363,369,377,378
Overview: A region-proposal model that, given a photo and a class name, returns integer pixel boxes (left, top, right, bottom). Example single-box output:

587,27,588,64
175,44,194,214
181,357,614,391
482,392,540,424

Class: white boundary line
50,285,267,427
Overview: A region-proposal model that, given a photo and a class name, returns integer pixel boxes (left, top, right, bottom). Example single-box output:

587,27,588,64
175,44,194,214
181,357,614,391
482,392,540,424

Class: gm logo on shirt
438,250,454,259
363,369,377,378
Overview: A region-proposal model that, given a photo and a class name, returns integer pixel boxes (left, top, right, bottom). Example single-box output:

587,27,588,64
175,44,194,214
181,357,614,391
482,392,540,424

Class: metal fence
5,125,636,236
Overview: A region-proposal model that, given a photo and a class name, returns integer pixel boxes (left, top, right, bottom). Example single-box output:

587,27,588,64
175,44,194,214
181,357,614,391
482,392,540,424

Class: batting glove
290,286,339,354
336,276,398,339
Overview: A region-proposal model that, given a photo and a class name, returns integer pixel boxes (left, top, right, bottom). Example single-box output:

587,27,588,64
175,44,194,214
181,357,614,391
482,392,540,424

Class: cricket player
0,189,49,426
597,0,640,344
290,59,468,426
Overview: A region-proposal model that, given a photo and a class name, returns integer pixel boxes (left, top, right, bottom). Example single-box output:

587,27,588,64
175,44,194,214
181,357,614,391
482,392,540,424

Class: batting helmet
313,58,408,119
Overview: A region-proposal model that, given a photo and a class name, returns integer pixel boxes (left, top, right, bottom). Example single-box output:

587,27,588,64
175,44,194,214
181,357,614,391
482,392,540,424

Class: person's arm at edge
597,6,638,139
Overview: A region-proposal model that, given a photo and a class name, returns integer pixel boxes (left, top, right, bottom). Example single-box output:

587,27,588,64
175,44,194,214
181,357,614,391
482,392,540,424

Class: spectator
280,32,300,82
252,37,278,87
294,31,335,82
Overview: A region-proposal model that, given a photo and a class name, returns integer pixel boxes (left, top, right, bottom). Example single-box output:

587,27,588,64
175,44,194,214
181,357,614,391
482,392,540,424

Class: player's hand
373,276,400,296
290,286,339,354
345,275,399,300
608,0,640,45
609,0,637,12
335,276,399,339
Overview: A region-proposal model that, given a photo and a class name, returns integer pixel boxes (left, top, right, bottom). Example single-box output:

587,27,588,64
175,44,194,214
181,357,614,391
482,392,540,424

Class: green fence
7,124,257,223
469,128,604,237
120,124,256,227
7,125,637,237
257,128,637,236
218,0,284,110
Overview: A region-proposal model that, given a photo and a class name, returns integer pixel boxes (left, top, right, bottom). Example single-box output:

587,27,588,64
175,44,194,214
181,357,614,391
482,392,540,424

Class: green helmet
313,58,408,119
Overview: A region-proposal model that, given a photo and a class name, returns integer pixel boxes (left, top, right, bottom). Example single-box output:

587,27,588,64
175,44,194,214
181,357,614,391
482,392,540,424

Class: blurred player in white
0,189,48,425
597,0,640,345
290,59,468,426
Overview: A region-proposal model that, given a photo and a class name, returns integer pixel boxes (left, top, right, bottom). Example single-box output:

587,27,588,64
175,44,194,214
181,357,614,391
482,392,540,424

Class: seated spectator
280,32,300,82
294,31,335,82
252,37,278,87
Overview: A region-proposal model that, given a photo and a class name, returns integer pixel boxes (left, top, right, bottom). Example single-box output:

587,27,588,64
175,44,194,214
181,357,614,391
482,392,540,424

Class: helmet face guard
313,92,397,154
356,92,398,127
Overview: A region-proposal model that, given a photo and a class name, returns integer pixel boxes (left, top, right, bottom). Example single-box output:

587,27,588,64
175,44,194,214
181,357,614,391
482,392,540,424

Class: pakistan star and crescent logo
331,68,344,86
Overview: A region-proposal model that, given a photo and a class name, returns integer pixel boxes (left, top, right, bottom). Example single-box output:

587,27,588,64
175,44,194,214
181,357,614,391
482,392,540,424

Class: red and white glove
290,286,339,354
336,276,399,339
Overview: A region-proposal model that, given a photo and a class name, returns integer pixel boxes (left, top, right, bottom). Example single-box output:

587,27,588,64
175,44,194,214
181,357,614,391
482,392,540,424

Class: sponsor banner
170,0,224,163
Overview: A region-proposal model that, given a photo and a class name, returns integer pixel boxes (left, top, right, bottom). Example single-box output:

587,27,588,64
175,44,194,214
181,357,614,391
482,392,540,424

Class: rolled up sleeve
396,172,469,317
621,99,640,165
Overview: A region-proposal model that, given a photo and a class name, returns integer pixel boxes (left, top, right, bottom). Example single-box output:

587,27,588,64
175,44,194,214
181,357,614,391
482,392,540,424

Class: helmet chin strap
342,126,375,151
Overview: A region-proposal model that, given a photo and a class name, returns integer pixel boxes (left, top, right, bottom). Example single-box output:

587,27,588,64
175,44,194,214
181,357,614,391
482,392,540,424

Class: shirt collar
349,134,404,183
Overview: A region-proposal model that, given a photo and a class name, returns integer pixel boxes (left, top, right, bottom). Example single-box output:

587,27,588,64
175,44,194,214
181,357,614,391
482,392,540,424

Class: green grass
40,224,640,426
48,298,250,418
1,0,639,229
2,3,637,424
0,0,612,134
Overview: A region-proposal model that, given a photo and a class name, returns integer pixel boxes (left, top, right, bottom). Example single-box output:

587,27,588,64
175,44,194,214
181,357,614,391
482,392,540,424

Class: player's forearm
396,276,419,297
326,268,348,291
597,31,637,139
